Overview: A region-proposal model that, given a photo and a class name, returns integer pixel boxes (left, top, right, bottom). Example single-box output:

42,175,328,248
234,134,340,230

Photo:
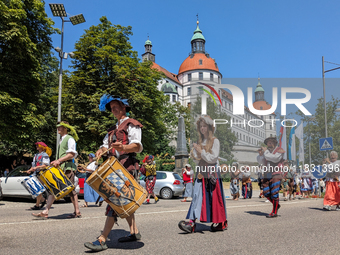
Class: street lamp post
306,117,316,165
49,4,85,158
322,56,340,158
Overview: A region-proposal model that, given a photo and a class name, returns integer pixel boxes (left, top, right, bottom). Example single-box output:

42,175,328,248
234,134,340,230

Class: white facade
143,22,277,165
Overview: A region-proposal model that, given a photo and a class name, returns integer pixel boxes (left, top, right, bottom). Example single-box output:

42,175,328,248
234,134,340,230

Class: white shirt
60,134,78,159
326,160,340,182
32,152,50,167
257,148,283,167
192,138,220,165
101,117,143,156
87,161,98,172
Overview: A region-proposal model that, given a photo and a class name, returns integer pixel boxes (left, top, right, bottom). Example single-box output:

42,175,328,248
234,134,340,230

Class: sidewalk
224,188,261,199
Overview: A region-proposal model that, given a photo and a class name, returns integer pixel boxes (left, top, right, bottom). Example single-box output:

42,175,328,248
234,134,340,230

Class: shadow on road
244,211,269,216
308,207,327,211
83,229,145,252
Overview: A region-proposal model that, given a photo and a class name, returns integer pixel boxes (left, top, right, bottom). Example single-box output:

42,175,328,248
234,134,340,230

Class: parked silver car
0,165,79,200
139,171,185,199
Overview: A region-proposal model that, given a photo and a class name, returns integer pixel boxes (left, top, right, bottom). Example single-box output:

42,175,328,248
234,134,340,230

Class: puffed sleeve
127,124,143,153
87,162,98,171
66,137,78,159
263,150,282,163
201,138,220,164
100,133,109,149
42,154,50,165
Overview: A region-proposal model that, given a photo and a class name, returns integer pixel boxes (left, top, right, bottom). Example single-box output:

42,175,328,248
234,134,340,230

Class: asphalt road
0,192,338,255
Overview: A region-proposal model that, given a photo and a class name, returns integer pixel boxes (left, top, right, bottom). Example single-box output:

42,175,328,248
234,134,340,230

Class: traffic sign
319,137,333,151
312,165,327,179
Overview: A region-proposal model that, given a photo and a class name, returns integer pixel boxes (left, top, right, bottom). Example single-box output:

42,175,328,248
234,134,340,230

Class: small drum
21,175,46,198
37,166,75,200
86,157,147,218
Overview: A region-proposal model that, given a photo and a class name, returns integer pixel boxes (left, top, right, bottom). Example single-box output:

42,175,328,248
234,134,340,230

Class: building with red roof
141,19,277,165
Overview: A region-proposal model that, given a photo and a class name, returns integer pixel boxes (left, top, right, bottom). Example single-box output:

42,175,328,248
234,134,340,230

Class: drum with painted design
37,166,75,200
86,157,147,218
21,175,46,198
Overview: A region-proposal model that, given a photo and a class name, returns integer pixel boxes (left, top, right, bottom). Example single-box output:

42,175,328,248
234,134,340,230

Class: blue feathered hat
98,94,131,112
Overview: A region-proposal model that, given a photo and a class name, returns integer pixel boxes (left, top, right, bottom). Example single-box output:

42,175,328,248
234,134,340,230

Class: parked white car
0,165,79,201
139,171,185,199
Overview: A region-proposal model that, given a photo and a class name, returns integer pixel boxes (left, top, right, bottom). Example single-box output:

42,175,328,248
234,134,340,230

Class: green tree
297,96,340,165
0,0,56,156
63,17,168,158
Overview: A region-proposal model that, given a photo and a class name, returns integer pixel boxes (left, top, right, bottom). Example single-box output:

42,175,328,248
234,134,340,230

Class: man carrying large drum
32,121,81,219
84,94,143,252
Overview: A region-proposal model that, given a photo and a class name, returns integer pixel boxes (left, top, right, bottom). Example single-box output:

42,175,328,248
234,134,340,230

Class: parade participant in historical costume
84,94,143,252
140,155,159,204
257,136,284,218
240,166,252,199
284,162,296,200
79,153,104,207
178,115,227,233
27,142,52,210
323,151,340,211
181,164,194,202
281,160,290,201
32,121,80,219
301,165,313,198
258,164,265,198
230,162,240,201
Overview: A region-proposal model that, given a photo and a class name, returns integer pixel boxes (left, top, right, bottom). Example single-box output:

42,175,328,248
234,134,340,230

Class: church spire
254,77,265,102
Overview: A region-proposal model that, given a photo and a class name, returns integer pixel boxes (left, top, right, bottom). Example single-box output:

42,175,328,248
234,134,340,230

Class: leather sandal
67,212,82,218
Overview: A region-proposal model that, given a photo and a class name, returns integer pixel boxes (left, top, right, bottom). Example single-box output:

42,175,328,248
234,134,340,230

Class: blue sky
44,0,340,117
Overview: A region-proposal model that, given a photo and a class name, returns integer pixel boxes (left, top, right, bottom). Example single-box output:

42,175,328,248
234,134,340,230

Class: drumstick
95,146,114,165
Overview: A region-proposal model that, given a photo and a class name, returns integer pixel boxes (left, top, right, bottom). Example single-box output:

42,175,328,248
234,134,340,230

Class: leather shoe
84,239,108,251
118,232,141,242
178,220,195,233
266,213,278,218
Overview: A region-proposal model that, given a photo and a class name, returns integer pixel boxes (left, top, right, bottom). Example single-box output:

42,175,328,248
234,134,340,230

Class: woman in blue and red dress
178,115,227,233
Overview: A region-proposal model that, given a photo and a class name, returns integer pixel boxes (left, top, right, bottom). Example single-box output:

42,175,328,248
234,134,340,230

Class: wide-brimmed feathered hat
56,121,79,141
99,94,131,112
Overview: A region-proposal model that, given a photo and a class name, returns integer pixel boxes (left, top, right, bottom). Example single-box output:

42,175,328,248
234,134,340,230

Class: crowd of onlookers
0,158,30,177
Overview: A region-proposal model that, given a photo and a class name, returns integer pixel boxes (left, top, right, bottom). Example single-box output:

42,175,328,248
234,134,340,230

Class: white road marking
0,200,315,226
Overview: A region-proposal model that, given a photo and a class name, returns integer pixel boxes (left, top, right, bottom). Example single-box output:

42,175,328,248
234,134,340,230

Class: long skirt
84,176,103,203
242,182,252,198
183,182,193,198
230,179,239,195
301,178,312,192
323,182,340,206
186,173,227,223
